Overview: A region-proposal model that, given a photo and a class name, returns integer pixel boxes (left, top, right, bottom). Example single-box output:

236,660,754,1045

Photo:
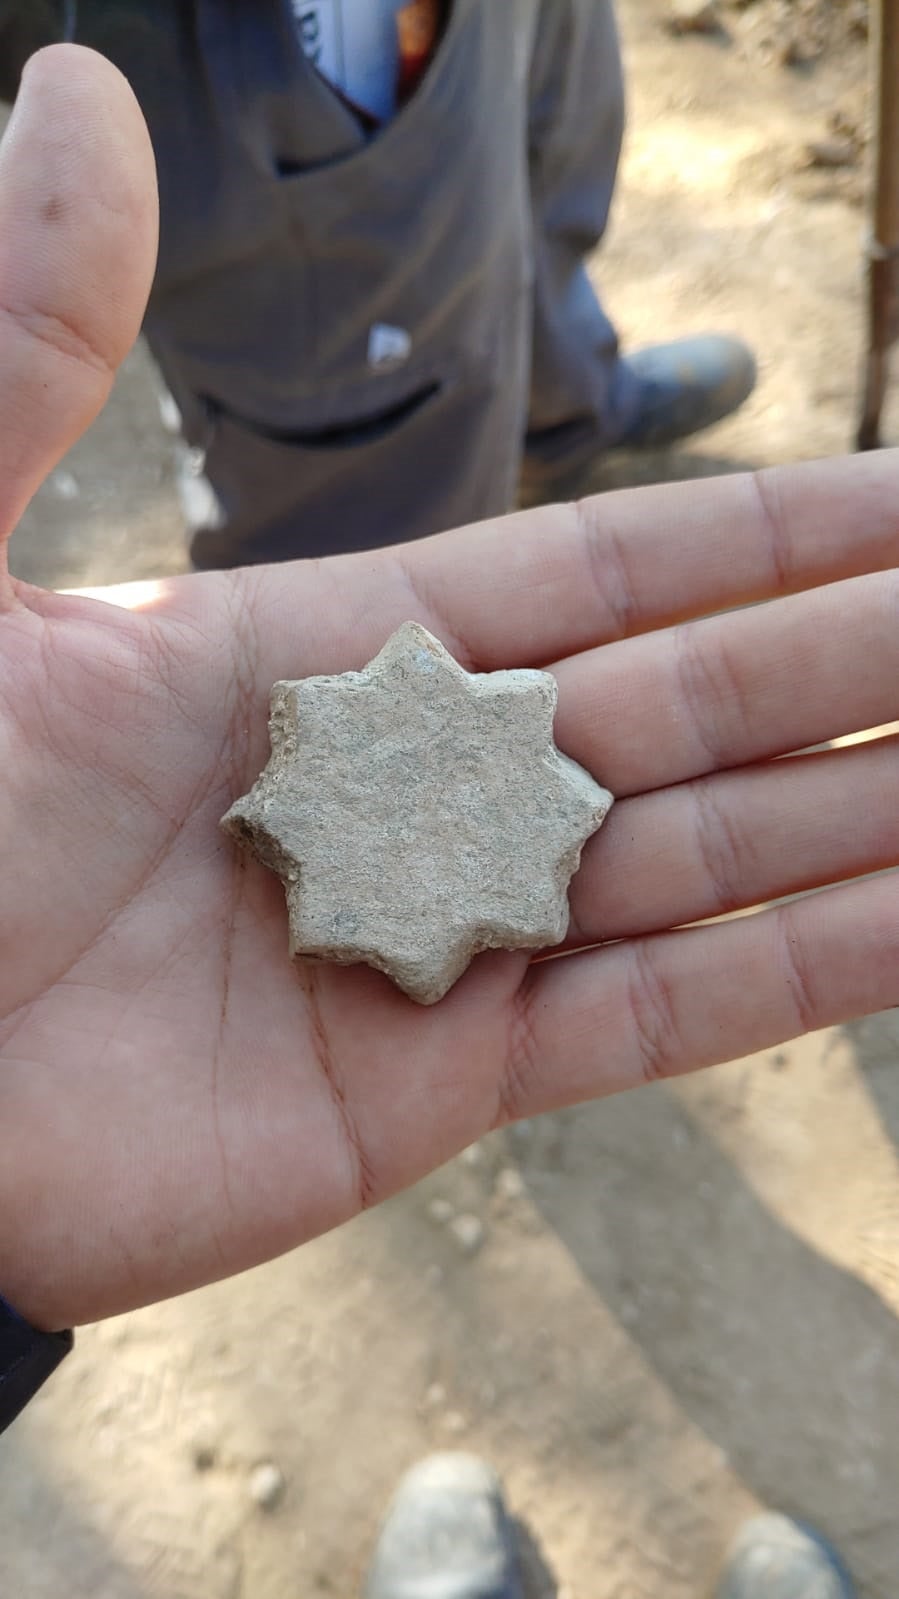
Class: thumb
0,44,158,563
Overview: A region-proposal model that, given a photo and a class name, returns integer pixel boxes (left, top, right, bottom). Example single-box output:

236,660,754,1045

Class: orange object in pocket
396,0,447,104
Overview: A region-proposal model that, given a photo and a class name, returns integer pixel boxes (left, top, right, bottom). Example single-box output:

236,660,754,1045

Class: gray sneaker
619,333,757,449
716,1514,855,1599
519,332,756,508
364,1454,522,1599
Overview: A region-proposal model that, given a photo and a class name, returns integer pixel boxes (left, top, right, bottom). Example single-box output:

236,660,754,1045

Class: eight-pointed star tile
221,622,613,1003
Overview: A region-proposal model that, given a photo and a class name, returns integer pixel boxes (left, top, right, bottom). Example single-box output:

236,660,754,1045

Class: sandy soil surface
4,4,899,1597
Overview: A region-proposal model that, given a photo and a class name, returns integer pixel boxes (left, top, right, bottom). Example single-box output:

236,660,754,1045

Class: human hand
2,48,898,1332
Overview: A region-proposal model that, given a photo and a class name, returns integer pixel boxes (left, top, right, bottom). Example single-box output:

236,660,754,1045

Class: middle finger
554,569,899,795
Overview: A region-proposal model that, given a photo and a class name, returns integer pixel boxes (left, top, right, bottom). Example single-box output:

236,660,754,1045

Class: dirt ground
4,4,899,1597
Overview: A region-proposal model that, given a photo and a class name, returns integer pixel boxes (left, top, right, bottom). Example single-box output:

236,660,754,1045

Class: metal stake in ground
857,0,899,450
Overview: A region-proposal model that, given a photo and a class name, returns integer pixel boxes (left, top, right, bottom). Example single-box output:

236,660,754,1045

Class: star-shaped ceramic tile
222,622,613,1003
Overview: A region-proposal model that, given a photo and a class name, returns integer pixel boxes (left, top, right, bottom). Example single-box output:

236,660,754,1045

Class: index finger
382,450,899,672
90,453,899,712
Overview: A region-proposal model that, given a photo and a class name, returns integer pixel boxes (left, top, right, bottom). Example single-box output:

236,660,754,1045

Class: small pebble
803,137,856,170
665,0,721,34
460,1143,484,1168
449,1213,486,1255
443,1410,468,1436
427,1197,455,1226
495,1167,525,1201
157,390,182,433
424,1263,445,1288
779,35,817,67
249,1462,286,1511
423,1382,447,1410
51,470,80,501
188,1417,220,1472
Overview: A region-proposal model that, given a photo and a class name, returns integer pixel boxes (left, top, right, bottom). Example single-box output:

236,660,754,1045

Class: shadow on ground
514,1083,899,1599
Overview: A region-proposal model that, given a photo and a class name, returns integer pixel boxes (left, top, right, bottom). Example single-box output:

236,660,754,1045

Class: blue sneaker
619,333,757,449
518,332,756,508
716,1514,855,1599
364,1454,522,1599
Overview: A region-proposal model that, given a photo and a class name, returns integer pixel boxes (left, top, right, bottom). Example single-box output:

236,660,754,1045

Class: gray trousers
4,0,638,565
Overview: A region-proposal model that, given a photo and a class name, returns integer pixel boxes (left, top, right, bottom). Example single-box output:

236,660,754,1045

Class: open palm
2,48,898,1332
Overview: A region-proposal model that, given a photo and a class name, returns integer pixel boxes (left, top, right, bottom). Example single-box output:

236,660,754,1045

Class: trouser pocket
192,359,521,567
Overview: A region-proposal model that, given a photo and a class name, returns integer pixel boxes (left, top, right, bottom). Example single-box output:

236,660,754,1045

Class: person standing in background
0,0,756,567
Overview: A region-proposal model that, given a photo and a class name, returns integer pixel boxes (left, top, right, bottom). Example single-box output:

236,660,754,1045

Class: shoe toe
716,1513,855,1599
365,1453,521,1599
622,332,757,447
